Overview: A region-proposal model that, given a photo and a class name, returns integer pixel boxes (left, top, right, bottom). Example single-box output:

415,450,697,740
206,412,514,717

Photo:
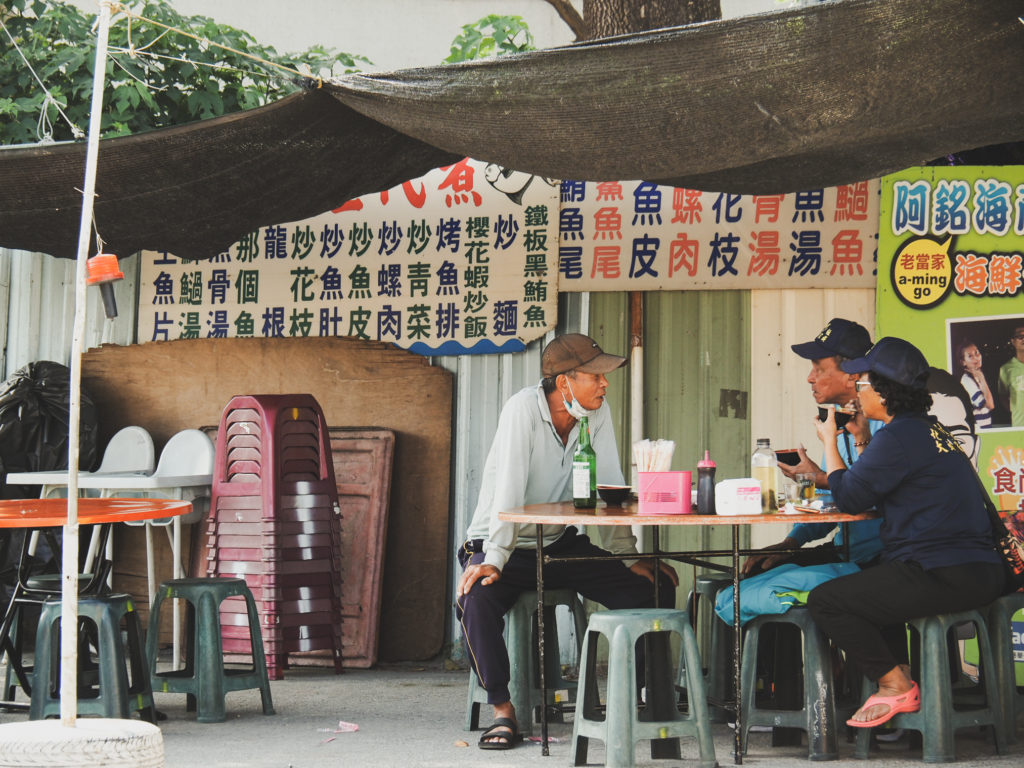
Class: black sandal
478,717,522,750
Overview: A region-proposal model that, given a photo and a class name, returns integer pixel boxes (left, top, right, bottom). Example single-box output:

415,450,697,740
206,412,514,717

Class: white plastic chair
104,429,214,665
34,426,156,578
94,425,156,475
83,426,156,571
40,425,155,499
108,429,214,578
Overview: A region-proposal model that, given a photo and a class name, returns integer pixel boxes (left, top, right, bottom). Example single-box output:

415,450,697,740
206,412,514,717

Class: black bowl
597,485,631,506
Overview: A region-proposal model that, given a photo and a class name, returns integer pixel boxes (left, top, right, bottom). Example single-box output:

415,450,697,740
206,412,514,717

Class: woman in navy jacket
806,337,1004,729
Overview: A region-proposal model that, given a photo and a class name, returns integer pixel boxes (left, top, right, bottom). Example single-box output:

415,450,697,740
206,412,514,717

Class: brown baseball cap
541,334,628,377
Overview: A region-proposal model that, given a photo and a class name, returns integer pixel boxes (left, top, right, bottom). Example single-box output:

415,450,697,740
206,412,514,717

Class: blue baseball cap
840,337,930,388
791,318,872,360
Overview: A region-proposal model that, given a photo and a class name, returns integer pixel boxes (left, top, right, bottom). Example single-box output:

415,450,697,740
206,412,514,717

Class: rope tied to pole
107,0,322,85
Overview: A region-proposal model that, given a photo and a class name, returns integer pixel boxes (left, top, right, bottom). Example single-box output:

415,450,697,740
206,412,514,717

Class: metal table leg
732,525,743,764
536,523,548,756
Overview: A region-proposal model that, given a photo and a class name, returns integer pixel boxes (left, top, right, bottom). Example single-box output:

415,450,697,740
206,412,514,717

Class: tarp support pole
629,292,647,550
61,0,112,728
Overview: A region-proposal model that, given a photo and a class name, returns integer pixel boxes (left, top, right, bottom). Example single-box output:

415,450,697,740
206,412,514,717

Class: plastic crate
637,471,692,515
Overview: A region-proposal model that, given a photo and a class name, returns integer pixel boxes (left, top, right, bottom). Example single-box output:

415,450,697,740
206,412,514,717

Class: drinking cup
796,473,815,501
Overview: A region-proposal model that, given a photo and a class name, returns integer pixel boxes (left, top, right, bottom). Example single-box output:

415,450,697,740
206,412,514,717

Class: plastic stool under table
145,577,275,723
739,607,840,760
572,608,716,768
681,572,733,724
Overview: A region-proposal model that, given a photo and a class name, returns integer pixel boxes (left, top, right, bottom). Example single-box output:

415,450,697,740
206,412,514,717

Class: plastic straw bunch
633,439,675,472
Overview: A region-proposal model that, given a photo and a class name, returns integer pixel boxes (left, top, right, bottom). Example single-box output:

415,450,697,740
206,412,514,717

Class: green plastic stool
465,588,586,736
986,593,1024,746
681,573,733,723
571,608,717,768
853,609,1007,762
3,596,102,704
739,607,841,760
145,577,275,723
30,593,155,722
2,527,112,704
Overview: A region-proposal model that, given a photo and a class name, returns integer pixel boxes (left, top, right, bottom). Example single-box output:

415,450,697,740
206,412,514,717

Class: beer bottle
572,416,597,508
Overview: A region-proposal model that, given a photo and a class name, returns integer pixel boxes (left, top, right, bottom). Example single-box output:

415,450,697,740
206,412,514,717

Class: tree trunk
582,0,721,38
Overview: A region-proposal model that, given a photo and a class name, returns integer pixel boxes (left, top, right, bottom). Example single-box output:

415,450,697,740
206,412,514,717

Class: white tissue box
715,478,762,516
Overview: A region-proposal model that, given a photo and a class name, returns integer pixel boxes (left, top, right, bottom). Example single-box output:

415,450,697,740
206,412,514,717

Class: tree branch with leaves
0,0,369,145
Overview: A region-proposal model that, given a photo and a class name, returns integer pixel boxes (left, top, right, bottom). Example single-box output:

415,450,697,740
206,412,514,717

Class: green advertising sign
878,166,1024,515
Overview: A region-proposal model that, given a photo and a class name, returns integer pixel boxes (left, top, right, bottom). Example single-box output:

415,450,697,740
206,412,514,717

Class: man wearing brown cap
456,333,677,749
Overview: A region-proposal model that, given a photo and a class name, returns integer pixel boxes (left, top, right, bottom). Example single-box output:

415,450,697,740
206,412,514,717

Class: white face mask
562,378,599,420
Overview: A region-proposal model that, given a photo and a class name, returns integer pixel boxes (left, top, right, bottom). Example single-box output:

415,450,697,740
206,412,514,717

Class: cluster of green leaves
445,14,535,63
0,0,370,145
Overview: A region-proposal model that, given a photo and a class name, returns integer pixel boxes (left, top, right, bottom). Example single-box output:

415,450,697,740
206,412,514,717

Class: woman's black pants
807,559,1006,681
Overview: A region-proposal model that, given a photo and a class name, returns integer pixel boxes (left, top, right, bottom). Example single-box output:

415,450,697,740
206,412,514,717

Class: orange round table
0,497,191,527
0,497,192,710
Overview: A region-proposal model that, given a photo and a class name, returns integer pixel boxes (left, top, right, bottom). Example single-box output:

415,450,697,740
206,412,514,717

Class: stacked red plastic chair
205,394,344,680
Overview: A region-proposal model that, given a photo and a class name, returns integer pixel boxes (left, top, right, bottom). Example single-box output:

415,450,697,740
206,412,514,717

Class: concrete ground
2,658,1020,768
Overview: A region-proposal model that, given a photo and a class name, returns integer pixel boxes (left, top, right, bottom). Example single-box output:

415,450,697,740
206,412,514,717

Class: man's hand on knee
458,563,501,597
741,536,798,575
629,560,679,586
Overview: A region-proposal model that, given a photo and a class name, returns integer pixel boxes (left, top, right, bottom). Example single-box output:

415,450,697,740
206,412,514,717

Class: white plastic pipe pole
61,0,112,727
630,343,646,548
630,345,643,484
629,294,646,550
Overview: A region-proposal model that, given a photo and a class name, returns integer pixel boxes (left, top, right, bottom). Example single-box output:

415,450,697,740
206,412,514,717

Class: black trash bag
0,361,99,600
0,360,99,496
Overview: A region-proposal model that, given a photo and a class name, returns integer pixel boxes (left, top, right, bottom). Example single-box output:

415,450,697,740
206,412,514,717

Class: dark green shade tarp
2,0,1023,261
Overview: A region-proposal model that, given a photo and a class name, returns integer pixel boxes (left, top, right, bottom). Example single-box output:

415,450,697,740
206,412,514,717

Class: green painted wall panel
589,290,751,620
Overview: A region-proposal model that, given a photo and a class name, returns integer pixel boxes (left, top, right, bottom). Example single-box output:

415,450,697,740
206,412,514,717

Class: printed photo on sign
947,314,1024,431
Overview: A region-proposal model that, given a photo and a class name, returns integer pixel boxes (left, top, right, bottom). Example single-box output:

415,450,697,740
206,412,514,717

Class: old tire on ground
0,719,163,767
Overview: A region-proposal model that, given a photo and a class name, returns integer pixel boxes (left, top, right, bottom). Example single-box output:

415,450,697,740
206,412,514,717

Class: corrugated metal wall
591,290,751,614
0,248,138,379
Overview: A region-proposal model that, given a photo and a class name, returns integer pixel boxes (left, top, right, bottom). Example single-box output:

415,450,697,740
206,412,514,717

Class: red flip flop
846,682,921,728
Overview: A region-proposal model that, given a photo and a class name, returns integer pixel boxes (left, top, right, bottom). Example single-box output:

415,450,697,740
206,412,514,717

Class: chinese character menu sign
558,179,878,290
877,166,1024,516
138,159,559,356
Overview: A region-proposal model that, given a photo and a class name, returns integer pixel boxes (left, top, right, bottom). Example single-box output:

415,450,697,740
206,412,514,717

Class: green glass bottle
572,416,597,508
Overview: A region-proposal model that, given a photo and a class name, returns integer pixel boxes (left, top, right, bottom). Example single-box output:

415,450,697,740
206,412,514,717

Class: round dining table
0,497,192,528
0,497,193,710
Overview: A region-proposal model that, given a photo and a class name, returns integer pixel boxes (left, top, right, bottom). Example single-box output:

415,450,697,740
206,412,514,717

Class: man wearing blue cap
745,317,978,575
743,318,884,575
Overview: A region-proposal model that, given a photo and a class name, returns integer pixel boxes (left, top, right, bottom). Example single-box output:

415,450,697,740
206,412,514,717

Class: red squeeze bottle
697,450,716,515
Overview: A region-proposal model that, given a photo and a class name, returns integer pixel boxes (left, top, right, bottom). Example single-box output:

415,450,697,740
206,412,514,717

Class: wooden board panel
328,428,393,667
82,336,451,661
